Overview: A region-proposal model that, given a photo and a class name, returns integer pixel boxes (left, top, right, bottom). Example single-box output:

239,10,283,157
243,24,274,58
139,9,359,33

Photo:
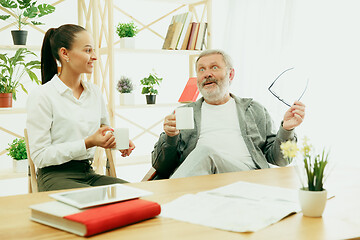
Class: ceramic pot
146,95,156,104
11,30,28,45
299,188,327,217
13,159,28,173
0,93,12,108
119,37,135,49
119,93,135,105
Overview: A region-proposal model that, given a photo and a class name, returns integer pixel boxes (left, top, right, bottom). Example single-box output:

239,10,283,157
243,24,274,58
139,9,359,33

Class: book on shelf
187,22,200,50
168,22,183,50
30,199,161,237
194,22,207,50
176,12,193,49
178,77,199,103
181,23,193,50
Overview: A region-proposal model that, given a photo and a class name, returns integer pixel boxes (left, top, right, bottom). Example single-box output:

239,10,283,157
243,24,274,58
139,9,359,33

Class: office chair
24,126,117,193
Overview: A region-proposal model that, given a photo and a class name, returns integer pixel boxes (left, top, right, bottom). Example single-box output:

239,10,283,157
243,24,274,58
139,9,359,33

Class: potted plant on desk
0,48,41,108
7,138,28,173
140,71,162,104
116,76,135,105
281,137,330,217
116,21,138,49
0,0,55,45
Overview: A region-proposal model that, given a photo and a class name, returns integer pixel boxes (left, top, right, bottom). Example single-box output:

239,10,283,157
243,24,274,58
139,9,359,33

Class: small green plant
116,76,134,93
281,137,330,191
0,0,56,30
140,72,162,95
116,22,138,38
0,48,41,100
7,138,27,160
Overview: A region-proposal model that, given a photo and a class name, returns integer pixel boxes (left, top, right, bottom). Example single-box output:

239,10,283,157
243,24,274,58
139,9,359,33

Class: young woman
26,24,135,191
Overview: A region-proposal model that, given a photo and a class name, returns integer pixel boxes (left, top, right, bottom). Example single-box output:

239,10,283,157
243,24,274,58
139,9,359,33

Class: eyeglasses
268,67,309,107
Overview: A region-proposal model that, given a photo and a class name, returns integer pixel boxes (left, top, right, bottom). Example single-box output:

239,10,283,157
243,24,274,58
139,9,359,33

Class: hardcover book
178,77,199,103
30,199,161,237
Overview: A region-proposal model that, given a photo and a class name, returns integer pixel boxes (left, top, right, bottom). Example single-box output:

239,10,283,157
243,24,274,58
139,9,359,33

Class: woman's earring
66,59,69,63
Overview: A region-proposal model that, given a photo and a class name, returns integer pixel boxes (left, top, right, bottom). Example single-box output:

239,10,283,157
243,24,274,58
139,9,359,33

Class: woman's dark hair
41,24,86,84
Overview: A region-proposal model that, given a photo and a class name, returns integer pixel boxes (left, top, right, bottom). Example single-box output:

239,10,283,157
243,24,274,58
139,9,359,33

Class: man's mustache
201,77,218,87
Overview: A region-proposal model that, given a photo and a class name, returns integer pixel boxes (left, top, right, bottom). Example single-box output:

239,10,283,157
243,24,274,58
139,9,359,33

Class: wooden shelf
99,47,202,55
0,45,41,51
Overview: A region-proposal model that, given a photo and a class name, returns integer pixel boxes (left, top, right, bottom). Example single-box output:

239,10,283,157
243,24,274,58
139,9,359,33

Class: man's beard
198,75,230,103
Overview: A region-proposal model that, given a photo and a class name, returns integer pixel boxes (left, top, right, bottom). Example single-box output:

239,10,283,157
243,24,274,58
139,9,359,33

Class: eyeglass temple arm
297,78,309,101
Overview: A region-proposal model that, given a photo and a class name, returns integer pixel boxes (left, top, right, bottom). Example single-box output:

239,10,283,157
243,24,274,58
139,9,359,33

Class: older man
151,49,305,179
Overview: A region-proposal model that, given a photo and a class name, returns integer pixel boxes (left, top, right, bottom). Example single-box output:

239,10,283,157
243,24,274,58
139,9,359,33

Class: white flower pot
299,188,327,217
120,93,135,105
13,159,28,173
119,37,135,49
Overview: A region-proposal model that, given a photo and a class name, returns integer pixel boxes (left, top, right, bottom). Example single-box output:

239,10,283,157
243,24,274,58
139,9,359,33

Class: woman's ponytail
41,28,57,85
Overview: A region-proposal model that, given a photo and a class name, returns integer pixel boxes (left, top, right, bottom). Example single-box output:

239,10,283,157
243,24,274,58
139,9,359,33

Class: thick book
176,12,193,50
178,77,199,103
162,23,176,49
168,22,183,50
187,22,200,50
30,199,161,237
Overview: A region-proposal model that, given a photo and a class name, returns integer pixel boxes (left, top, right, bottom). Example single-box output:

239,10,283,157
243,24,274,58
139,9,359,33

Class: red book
30,199,161,237
178,77,199,103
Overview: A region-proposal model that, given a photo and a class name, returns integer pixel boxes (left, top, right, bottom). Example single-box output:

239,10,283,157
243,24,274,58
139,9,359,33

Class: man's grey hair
195,49,233,70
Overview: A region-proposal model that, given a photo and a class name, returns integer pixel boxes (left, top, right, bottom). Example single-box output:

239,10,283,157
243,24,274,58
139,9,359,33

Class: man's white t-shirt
196,98,256,170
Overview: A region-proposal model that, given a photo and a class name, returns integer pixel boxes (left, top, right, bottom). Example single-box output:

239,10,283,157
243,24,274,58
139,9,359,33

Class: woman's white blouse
26,75,110,168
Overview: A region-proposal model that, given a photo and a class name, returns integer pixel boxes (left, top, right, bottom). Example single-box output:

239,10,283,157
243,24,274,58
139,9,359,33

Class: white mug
113,128,129,150
176,107,194,129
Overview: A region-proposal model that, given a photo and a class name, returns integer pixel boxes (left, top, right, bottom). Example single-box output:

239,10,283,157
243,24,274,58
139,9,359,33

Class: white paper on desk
160,181,300,232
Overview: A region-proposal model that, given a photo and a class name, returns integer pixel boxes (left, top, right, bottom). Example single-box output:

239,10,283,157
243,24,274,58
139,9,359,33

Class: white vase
299,188,327,217
119,93,135,105
119,37,135,49
13,159,28,173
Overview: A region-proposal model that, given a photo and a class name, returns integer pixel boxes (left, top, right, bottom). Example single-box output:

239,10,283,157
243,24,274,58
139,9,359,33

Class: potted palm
7,138,27,173
0,47,41,108
115,21,138,48
0,0,56,45
116,76,135,105
140,71,162,104
281,137,330,217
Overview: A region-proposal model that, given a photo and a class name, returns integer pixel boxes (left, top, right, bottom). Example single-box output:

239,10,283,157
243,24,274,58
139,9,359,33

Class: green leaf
37,4,55,17
23,5,38,18
0,0,17,8
0,15,11,20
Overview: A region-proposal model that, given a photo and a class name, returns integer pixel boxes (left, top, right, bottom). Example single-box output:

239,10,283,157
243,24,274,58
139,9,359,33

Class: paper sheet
160,181,300,232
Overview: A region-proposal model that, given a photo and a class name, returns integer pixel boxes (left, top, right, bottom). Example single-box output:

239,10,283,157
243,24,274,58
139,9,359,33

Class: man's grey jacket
151,94,296,179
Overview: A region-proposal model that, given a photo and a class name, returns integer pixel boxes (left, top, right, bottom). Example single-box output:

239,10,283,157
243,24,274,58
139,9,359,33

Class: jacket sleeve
151,132,182,178
263,107,296,166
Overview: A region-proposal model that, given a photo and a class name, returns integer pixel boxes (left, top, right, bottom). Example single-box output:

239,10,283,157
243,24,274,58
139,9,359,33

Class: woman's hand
120,140,135,157
85,126,115,149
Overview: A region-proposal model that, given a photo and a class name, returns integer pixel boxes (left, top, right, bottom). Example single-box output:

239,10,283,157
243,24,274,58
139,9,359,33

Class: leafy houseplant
0,0,55,44
116,76,134,93
117,76,135,105
116,22,138,48
280,137,330,217
7,138,27,160
116,22,138,38
7,138,28,173
140,72,162,104
0,48,41,107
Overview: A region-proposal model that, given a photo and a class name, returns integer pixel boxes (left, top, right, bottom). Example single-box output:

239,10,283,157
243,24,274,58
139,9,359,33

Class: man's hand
85,126,115,149
282,101,306,130
164,114,180,137
120,140,135,157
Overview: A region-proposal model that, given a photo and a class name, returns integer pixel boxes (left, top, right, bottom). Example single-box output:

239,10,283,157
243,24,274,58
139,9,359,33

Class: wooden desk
0,166,359,240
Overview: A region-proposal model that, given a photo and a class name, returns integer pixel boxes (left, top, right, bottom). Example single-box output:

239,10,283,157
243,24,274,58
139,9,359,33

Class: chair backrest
24,129,38,193
141,167,157,181
24,126,117,193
